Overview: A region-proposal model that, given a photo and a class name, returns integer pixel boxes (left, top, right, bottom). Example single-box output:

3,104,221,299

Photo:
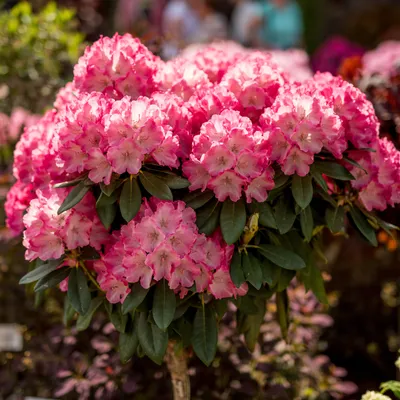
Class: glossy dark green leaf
196,199,221,235
122,284,149,315
303,265,328,305
276,290,289,340
230,251,245,288
291,175,313,209
172,318,193,348
273,171,290,189
119,325,139,364
139,171,173,200
137,312,168,365
349,206,378,246
220,198,246,244
67,268,91,315
105,302,128,333
310,167,329,192
237,298,265,351
191,303,217,366
96,190,119,206
214,299,228,319
58,180,91,214
315,187,337,207
100,174,123,196
313,161,355,181
260,259,280,287
80,246,101,260
153,280,176,331
183,190,214,210
54,174,87,188
300,206,314,242
235,295,259,314
242,253,263,290
248,201,277,229
277,269,296,292
343,156,368,174
20,258,61,284
96,201,117,230
63,296,76,326
120,177,141,223
34,266,70,292
257,244,306,270
163,174,190,189
76,297,103,331
274,197,296,234
326,206,345,233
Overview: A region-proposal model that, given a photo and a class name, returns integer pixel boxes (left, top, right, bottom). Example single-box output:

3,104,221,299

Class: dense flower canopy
7,34,400,306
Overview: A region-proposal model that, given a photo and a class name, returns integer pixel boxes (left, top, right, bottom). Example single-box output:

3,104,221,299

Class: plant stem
165,342,191,400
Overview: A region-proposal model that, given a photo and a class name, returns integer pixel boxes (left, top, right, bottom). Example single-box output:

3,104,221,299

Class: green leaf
67,268,91,315
105,303,128,333
291,175,313,209
237,298,265,351
120,177,141,223
63,296,76,326
343,156,368,174
235,295,259,314
119,324,139,364
220,198,246,244
310,167,329,192
303,265,328,304
163,174,190,189
20,259,61,284
54,174,87,188
300,206,313,242
276,290,289,340
325,206,345,233
153,280,176,331
57,180,91,214
260,259,280,287
214,299,228,319
380,381,400,398
172,318,193,348
183,190,214,210
313,161,355,181
80,246,101,260
273,171,290,189
257,244,306,270
139,171,173,200
34,266,70,292
96,201,117,230
76,297,103,331
122,284,149,315
242,253,263,290
349,206,378,246
100,174,122,196
248,202,276,229
274,197,296,234
315,187,336,207
277,269,296,292
137,312,168,365
230,251,245,288
196,199,221,236
191,303,217,366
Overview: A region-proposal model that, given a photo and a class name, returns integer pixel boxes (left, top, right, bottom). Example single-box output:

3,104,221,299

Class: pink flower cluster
93,198,247,303
362,41,400,77
260,72,380,177
347,138,400,211
73,33,161,99
183,109,274,202
22,187,109,261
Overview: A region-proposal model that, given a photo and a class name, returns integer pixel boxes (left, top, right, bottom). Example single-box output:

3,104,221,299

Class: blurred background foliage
0,1,84,114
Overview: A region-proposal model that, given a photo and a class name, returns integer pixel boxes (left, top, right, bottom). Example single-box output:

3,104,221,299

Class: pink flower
145,242,181,281
281,146,314,176
107,139,144,175
208,171,245,202
169,257,199,290
123,250,153,289
86,148,113,185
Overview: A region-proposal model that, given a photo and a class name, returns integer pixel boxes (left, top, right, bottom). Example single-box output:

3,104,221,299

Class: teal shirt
259,1,303,49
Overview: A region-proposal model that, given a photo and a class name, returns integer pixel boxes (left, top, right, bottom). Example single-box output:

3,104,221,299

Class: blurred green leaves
0,1,85,113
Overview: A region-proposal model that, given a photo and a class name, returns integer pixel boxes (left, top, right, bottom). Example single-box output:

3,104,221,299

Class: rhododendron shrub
9,35,400,399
